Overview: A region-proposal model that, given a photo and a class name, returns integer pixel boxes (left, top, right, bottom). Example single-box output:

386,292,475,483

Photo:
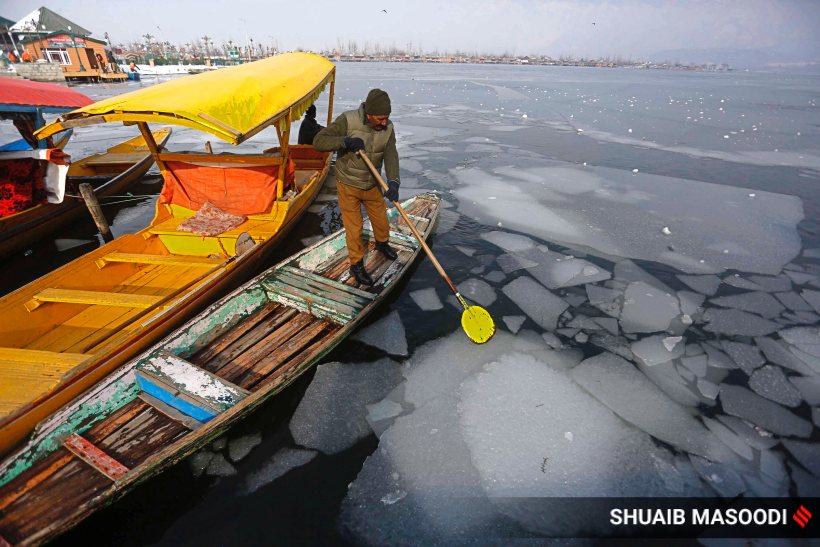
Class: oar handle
356,151,459,296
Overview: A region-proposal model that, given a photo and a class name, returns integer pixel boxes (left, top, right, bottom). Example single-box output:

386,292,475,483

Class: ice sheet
452,164,802,275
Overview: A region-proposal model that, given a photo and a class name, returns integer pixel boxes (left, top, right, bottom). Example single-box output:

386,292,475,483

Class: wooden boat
0,129,172,258
0,52,337,458
0,192,440,546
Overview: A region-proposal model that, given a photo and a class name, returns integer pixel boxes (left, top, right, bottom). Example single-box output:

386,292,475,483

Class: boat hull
0,149,329,457
0,193,440,546
0,130,172,258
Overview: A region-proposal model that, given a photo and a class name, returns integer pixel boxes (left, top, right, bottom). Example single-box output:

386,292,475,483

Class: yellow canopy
35,52,335,145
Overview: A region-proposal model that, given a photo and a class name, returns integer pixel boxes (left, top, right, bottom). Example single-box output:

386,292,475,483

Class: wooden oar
357,151,495,344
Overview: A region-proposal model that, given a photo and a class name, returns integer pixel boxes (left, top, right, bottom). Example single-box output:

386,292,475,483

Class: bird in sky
382,9,388,13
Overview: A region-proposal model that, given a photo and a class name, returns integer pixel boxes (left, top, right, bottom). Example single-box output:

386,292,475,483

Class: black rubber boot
349,261,374,285
375,241,398,260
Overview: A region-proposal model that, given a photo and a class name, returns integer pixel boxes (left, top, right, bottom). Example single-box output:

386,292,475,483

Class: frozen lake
12,62,819,544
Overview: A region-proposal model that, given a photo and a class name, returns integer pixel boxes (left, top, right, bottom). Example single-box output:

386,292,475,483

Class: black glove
343,136,365,152
384,179,400,202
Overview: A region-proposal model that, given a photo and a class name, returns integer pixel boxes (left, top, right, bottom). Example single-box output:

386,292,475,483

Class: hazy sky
5,0,820,61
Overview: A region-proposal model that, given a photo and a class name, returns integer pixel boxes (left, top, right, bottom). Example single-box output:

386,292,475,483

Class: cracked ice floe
409,288,443,311
748,365,802,407
630,335,685,366
452,164,802,275
353,310,409,356
619,282,680,333
239,448,317,495
676,274,721,296
709,291,786,319
702,308,780,336
502,276,568,330
774,291,813,312
480,230,536,252
289,359,403,454
790,375,820,405
339,332,554,545
571,353,736,462
483,270,506,283
495,253,538,273
755,336,816,375
457,354,708,535
719,384,812,438
519,248,612,289
720,341,765,374
502,315,526,334
456,278,496,307
715,415,778,450
227,433,262,463
779,326,820,360
782,440,820,477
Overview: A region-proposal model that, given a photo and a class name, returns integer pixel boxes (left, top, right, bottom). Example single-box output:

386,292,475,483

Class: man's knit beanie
364,89,391,116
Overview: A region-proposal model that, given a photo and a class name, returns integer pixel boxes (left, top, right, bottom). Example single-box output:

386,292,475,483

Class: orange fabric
337,181,390,265
159,159,295,216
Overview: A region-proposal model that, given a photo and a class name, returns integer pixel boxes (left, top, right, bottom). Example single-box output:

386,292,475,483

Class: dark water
4,63,819,545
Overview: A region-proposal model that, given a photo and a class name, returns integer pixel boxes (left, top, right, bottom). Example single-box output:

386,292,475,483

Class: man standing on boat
313,89,400,286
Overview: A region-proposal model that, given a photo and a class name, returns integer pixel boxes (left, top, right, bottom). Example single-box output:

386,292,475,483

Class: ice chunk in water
631,335,685,366
681,355,708,378
480,231,536,252
228,433,262,463
409,288,443,311
524,252,611,289
720,341,765,374
455,245,476,257
689,455,747,498
614,260,674,293
723,275,765,291
54,238,94,252
719,384,812,438
456,278,496,307
748,275,792,292
593,317,619,335
353,311,409,356
697,378,720,400
502,276,568,330
701,417,753,461
774,291,813,312
677,290,705,317
483,270,506,283
790,375,820,405
240,448,317,495
702,308,779,336
495,253,538,273
676,274,721,296
790,462,820,498
715,415,778,450
290,359,403,454
620,282,680,333
572,353,736,462
782,440,820,477
755,336,816,375
800,290,820,314
206,453,236,477
502,315,526,334
188,450,215,478
749,365,802,407
779,326,820,358
710,292,785,319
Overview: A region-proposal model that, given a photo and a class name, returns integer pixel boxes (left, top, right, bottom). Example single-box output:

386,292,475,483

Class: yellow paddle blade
461,305,495,344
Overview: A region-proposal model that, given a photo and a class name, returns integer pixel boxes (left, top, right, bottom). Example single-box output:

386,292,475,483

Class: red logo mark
793,505,812,528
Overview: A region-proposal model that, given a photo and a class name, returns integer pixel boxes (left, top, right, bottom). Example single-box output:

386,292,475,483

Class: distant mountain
650,48,819,72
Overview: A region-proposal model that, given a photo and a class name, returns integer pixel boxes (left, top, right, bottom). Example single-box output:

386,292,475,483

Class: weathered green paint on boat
0,193,441,546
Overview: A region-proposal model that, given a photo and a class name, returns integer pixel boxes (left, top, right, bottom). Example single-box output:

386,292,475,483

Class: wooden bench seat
135,352,249,422
145,216,281,240
25,288,163,312
95,252,225,269
0,347,91,366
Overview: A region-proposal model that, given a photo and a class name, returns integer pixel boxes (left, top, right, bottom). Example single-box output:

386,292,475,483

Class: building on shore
4,6,125,81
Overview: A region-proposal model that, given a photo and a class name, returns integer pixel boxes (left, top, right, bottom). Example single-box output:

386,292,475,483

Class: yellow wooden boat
0,129,172,258
0,52,337,457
